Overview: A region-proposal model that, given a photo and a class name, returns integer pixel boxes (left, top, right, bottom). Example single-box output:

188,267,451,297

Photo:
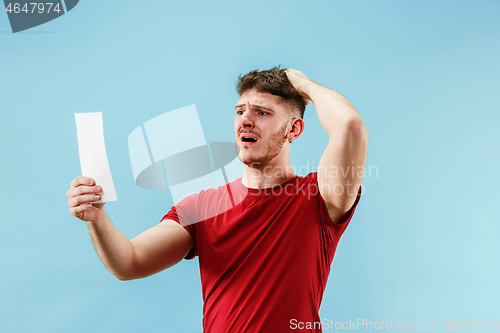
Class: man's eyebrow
252,104,274,111
234,103,274,112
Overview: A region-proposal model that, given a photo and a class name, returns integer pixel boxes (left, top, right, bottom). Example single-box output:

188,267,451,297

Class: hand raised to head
285,69,313,106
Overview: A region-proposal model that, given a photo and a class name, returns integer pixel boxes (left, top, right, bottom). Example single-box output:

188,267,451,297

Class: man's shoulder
181,177,242,204
199,177,241,196
175,177,242,222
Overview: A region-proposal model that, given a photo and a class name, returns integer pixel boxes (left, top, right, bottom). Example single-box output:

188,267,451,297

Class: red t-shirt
162,173,361,332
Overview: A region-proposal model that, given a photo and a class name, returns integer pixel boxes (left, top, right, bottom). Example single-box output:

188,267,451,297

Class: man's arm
286,69,368,224
67,176,193,280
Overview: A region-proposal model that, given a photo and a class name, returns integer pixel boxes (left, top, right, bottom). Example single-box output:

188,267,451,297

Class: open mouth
242,136,257,143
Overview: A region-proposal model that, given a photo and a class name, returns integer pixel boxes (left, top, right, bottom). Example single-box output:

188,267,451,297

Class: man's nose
240,102,254,128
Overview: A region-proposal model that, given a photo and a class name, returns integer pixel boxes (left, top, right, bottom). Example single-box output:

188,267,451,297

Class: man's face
234,89,291,167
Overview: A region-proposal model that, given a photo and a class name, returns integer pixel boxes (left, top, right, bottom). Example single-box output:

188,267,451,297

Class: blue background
1,1,499,332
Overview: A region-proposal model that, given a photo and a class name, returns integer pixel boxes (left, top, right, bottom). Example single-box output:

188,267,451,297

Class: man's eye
258,111,268,115
236,110,244,115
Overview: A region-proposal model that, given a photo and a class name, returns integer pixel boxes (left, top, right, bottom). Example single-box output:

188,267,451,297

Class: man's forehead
236,89,284,108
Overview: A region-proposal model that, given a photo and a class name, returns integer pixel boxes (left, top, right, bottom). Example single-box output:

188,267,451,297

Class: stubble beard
237,121,288,168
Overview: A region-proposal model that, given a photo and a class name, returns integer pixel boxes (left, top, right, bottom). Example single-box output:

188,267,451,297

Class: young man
67,67,368,332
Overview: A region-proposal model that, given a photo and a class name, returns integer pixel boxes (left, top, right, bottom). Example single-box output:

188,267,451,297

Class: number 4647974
444,319,498,329
5,3,62,14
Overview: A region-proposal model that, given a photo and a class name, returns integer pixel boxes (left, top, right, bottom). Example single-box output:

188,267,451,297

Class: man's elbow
115,274,134,281
111,270,136,281
346,115,366,133
344,115,368,146
109,261,142,281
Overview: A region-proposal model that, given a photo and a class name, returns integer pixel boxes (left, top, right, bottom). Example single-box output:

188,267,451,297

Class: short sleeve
161,199,198,260
314,173,362,236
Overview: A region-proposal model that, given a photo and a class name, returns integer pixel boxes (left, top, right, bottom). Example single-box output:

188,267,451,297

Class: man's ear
289,118,305,140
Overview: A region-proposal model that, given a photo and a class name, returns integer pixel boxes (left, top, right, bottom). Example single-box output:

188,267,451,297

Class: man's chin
238,153,264,168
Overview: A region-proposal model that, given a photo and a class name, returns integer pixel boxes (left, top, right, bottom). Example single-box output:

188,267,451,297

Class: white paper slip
75,112,117,203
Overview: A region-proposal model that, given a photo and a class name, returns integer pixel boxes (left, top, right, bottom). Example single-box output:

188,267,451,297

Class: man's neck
242,162,295,189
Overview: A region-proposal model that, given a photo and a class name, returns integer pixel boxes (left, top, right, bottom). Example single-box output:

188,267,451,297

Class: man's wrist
298,80,320,105
86,208,108,226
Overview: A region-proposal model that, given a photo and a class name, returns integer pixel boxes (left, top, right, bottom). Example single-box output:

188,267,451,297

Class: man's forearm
86,212,138,280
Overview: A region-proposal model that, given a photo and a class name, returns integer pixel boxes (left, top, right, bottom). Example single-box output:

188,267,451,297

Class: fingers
285,68,308,80
67,176,102,208
68,176,105,222
68,193,101,208
70,203,92,218
70,176,95,189
67,184,101,198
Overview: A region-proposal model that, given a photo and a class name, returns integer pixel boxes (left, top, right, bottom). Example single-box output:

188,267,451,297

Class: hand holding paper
67,176,105,222
74,112,117,203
